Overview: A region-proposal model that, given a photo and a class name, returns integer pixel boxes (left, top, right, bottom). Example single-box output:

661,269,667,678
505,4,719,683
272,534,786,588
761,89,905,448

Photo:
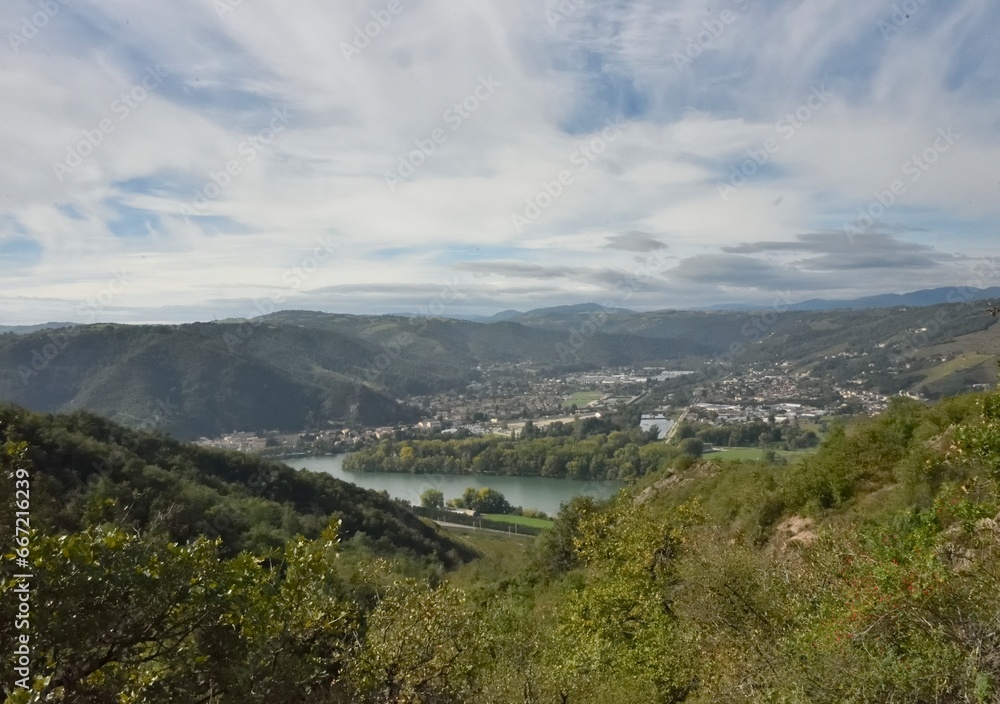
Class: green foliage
345,429,671,481
6,390,1000,702
348,581,482,702
556,498,702,700
531,495,603,577
678,437,704,458
458,487,512,514
0,525,356,703
0,403,476,565
419,488,444,509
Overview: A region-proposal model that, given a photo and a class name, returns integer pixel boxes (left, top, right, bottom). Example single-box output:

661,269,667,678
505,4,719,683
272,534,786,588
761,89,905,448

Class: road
663,410,688,443
431,520,536,537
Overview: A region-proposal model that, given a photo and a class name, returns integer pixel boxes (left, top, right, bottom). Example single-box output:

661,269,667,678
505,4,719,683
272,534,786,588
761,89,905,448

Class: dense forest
3,390,1000,702
343,412,820,481
343,426,680,481
0,403,474,564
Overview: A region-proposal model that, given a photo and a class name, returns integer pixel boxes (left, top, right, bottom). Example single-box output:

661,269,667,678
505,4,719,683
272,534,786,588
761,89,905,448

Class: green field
919,354,995,385
483,513,555,529
704,447,815,462
444,530,535,588
563,391,603,408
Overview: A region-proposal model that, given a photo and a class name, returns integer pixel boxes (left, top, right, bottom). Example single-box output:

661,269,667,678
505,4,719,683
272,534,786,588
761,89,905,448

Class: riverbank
289,454,622,517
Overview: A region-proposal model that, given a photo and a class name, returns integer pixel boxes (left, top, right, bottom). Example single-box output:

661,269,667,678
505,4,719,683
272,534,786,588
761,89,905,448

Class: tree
456,487,512,514
462,486,480,510
679,437,704,458
0,523,356,703
420,488,444,509
531,496,599,576
348,582,482,702
475,488,512,515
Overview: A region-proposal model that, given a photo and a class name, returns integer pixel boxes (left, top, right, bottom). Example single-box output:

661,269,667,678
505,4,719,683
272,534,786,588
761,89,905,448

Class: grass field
704,447,815,462
919,354,995,385
563,391,603,408
443,530,535,588
483,514,555,529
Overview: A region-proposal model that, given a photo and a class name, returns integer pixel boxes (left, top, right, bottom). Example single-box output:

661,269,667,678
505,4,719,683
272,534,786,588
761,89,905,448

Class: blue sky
2,0,999,324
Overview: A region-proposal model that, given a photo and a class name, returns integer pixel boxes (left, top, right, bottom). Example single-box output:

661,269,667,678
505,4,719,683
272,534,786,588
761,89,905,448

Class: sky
2,0,1000,324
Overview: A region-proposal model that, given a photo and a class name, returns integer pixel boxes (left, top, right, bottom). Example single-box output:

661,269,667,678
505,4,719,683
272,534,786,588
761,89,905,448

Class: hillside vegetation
0,403,474,565
4,389,1000,701
0,313,707,439
1,304,996,439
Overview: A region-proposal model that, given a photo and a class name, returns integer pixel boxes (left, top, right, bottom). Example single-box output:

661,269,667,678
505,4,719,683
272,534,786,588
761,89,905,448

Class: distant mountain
3,301,996,439
521,303,636,317
707,286,1000,311
450,303,636,323
0,321,421,439
451,309,523,323
0,313,707,438
0,322,77,335
488,309,525,321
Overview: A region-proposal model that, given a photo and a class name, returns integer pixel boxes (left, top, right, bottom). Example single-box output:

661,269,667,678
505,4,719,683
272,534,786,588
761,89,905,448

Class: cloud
667,253,836,290
453,260,632,288
604,231,669,252
724,232,961,271
1,0,999,322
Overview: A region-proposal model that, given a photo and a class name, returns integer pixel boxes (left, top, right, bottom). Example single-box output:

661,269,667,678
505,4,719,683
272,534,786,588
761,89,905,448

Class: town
196,360,906,457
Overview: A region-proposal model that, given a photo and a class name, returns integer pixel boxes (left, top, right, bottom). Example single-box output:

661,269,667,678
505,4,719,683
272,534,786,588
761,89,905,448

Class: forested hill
0,315,708,439
0,403,476,565
1,303,997,439
3,390,1000,700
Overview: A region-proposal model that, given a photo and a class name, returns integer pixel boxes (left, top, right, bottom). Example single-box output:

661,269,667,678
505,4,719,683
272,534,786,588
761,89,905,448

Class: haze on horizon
2,0,999,325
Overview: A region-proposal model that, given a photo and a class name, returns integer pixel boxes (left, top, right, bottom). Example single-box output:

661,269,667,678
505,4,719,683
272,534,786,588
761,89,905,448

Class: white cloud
2,0,999,323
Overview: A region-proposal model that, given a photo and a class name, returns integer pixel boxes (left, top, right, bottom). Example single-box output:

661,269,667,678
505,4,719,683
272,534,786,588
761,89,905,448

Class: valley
3,298,1000,702
3,299,996,447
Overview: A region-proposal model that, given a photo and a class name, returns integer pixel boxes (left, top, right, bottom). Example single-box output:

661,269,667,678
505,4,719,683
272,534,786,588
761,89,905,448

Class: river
287,454,623,517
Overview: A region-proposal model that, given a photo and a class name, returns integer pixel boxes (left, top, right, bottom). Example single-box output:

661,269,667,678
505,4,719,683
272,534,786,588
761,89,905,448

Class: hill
2,303,998,439
0,322,421,439
0,322,76,335
704,285,1000,311
5,388,1000,701
0,315,709,438
0,402,475,565
503,300,1000,396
